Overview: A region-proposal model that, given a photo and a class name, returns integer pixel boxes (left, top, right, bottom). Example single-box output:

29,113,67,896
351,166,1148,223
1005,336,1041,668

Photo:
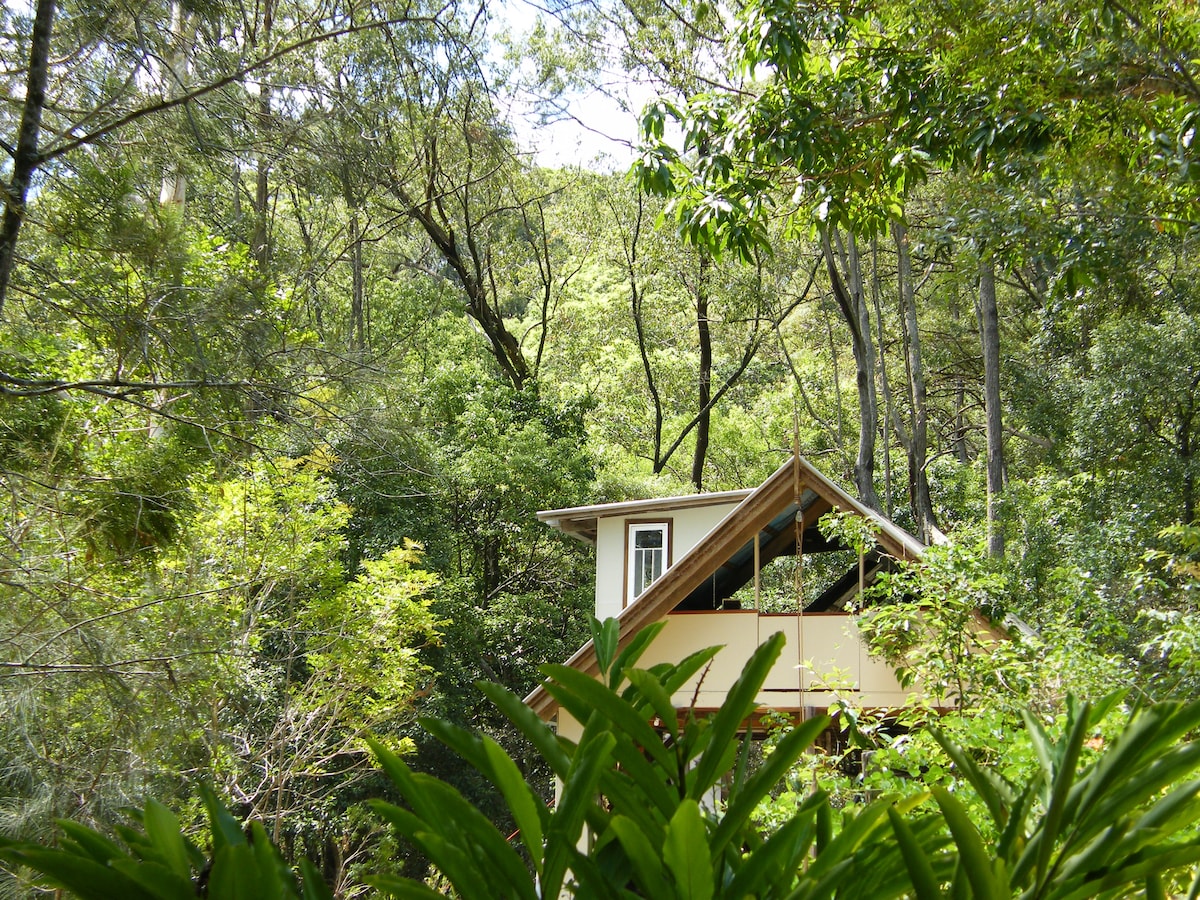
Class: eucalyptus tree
632,0,1200,542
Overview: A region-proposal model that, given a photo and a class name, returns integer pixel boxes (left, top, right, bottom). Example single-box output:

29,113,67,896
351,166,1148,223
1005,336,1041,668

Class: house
524,455,930,744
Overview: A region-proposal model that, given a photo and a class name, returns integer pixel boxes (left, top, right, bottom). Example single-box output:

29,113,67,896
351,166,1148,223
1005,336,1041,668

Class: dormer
538,490,752,621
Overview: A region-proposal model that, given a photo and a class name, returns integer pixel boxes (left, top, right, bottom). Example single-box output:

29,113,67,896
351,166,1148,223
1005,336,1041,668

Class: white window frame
626,520,671,605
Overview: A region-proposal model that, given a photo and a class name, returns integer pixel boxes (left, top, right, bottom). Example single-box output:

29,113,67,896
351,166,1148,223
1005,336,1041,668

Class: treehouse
524,455,931,744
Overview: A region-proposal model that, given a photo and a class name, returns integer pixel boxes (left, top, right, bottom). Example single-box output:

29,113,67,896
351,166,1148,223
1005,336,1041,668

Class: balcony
635,610,912,714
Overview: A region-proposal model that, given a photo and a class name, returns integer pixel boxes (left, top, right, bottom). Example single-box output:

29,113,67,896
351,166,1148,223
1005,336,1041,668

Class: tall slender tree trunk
159,1,189,211
870,236,896,518
895,221,937,542
977,253,1006,558
349,209,365,351
250,0,275,276
691,250,712,490
822,226,880,510
0,0,55,318
953,296,971,465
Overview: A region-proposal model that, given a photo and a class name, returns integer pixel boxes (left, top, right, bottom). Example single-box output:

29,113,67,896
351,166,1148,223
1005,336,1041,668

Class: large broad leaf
477,681,573,777
609,814,672,897
664,800,714,900
541,664,673,768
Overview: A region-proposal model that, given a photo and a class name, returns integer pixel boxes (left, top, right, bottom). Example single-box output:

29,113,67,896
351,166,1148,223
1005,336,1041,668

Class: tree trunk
977,253,1006,558
250,0,274,275
822,226,880,511
158,1,189,211
870,235,894,518
691,250,712,490
349,208,365,351
0,0,55,318
895,221,938,542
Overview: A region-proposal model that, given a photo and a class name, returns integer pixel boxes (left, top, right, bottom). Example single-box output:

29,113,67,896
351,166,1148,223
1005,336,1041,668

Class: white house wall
593,500,745,620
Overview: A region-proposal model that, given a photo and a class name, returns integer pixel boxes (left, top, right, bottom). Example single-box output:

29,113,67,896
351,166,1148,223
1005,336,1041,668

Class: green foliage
9,625,1200,898
910,695,1200,899
859,543,1018,707
367,621,862,898
0,785,332,900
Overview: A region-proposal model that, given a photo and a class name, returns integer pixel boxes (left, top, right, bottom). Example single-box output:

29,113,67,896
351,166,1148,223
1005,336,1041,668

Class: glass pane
635,530,664,550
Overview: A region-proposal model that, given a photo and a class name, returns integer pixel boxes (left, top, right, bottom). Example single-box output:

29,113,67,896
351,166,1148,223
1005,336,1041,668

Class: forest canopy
2,0,1200,894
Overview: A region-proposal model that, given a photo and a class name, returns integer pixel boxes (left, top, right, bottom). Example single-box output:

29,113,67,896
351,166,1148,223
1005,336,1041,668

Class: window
627,521,670,603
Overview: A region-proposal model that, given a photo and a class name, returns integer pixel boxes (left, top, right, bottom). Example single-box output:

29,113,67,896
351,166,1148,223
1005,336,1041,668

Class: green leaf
724,809,815,898
543,730,617,898
107,857,198,900
690,632,785,794
478,682,573,777
609,815,672,897
887,807,941,900
200,783,246,854
664,800,713,900
542,664,672,768
299,858,335,900
368,874,456,899
55,820,126,865
710,714,828,857
609,621,668,689
932,786,1003,900
592,616,620,680
0,845,157,900
209,844,266,900
419,717,547,873
142,799,191,879
625,668,681,741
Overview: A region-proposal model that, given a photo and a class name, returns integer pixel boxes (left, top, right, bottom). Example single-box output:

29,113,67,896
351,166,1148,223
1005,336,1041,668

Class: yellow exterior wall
634,611,912,711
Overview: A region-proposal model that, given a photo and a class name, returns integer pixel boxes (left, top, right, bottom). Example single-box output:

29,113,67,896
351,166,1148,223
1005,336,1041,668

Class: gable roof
538,490,753,544
524,454,925,719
